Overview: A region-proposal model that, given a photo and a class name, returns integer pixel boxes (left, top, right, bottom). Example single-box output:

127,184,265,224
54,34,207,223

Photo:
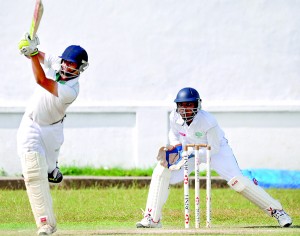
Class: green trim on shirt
55,73,66,84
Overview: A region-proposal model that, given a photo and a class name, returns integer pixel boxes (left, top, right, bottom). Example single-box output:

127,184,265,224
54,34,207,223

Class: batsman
17,32,89,235
136,87,293,228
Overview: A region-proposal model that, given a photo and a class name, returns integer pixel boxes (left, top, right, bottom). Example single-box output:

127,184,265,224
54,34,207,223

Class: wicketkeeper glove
18,32,40,57
157,144,193,170
157,145,175,168
169,148,194,171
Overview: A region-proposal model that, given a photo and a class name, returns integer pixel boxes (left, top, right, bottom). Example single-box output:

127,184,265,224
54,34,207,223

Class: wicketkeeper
18,33,89,235
136,87,292,228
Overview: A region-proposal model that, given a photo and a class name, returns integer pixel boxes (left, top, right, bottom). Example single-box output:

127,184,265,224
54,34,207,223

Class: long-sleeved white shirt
168,109,230,157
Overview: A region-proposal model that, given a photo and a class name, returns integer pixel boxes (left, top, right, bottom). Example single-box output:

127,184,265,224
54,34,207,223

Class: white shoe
136,214,162,228
37,224,57,235
272,209,292,227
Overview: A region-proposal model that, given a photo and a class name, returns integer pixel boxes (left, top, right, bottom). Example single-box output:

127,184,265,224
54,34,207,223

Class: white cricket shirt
168,109,230,156
25,54,79,126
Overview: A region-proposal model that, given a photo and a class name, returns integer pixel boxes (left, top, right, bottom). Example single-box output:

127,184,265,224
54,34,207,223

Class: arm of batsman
18,32,40,56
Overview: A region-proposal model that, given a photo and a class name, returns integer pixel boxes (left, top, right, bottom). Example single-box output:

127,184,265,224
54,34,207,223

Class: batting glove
18,32,40,56
48,167,63,184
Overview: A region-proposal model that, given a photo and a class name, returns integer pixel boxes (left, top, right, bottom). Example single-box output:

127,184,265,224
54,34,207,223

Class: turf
59,165,219,177
0,187,299,235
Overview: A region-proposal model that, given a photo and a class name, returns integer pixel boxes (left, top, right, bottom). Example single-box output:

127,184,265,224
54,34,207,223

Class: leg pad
21,152,57,228
145,163,171,222
228,176,282,216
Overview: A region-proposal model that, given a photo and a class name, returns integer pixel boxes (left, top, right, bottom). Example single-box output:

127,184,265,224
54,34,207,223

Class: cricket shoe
136,214,162,228
272,209,292,227
37,224,57,235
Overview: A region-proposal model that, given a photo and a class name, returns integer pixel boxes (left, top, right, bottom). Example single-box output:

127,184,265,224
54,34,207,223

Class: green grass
0,187,299,234
0,165,219,177
60,166,155,176
0,167,298,235
59,165,219,177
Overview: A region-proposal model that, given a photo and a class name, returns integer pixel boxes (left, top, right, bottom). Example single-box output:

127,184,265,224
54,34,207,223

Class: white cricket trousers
17,115,64,173
170,146,243,184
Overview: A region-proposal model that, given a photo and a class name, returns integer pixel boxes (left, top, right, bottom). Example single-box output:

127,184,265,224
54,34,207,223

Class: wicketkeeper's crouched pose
136,87,292,228
18,33,89,235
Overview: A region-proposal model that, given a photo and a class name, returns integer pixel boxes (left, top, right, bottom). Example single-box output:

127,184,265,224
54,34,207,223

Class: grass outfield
58,166,219,177
0,187,299,235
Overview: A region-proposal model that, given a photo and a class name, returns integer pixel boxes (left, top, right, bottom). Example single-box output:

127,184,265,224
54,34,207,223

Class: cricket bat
29,0,44,39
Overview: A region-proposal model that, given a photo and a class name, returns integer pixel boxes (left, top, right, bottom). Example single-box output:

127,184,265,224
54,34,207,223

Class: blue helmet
174,87,201,103
60,45,88,71
174,87,202,123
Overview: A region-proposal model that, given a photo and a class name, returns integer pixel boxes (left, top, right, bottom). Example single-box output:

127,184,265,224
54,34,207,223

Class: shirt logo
179,132,186,136
195,132,204,138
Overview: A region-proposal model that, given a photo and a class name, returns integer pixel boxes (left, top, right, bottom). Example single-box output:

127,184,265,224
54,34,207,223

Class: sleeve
57,83,78,104
43,53,61,72
206,125,222,156
168,114,181,146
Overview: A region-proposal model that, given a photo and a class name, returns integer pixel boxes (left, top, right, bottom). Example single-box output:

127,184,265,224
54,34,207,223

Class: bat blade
29,0,44,39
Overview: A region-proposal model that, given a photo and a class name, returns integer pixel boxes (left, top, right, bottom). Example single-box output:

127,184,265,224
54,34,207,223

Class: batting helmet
60,45,88,71
174,87,202,123
174,87,201,103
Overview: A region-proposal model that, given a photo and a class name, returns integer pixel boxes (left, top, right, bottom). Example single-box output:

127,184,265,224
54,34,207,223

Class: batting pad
228,176,282,216
21,152,56,228
145,163,171,222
